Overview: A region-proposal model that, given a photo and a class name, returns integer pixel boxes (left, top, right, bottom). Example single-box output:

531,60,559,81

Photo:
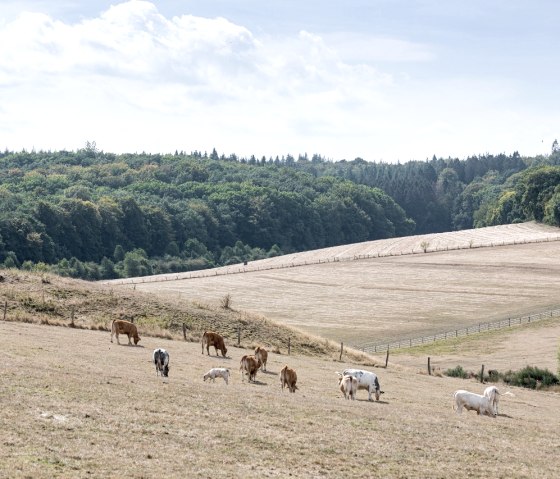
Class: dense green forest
1,143,559,280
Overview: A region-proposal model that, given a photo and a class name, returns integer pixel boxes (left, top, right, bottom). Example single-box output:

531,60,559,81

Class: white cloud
0,0,554,160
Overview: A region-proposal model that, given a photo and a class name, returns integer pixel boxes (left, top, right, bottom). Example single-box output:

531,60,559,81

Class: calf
203,368,230,385
338,374,358,400
339,368,383,401
280,365,298,393
254,346,268,372
453,389,496,417
153,348,170,377
201,331,228,357
240,355,261,383
483,386,514,415
110,319,141,346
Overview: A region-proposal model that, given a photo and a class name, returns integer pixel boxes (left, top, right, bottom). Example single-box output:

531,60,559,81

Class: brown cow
201,331,228,357
280,365,298,393
240,355,261,383
254,346,268,372
110,319,141,346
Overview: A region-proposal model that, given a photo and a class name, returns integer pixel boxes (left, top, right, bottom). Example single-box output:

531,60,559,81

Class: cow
153,348,169,377
201,331,228,357
203,368,230,385
254,346,268,372
483,386,514,415
338,374,358,400
240,355,261,383
453,389,496,417
280,365,298,393
110,319,141,346
339,368,383,401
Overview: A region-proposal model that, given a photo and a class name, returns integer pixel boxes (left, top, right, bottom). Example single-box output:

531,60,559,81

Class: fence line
103,234,560,286
350,308,560,354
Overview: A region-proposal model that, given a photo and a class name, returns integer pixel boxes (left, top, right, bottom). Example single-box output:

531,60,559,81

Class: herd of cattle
111,319,513,415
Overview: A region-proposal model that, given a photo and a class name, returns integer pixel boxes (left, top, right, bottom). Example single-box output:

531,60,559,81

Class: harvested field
114,222,560,346
1,320,559,478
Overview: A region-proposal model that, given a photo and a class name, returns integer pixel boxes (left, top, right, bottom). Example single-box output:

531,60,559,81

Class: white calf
453,389,496,417
203,368,230,385
483,386,514,415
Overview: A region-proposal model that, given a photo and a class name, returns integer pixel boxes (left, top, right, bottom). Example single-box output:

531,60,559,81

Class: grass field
122,223,560,347
1,320,559,479
2,222,560,478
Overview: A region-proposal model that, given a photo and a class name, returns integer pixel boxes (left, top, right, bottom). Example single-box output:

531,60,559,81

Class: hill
106,222,560,349
1,320,559,478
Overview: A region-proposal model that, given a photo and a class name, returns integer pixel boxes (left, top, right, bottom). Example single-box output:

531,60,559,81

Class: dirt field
122,223,560,347
1,320,559,478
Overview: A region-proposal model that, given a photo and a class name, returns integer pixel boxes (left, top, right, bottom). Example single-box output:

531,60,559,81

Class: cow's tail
201,332,206,354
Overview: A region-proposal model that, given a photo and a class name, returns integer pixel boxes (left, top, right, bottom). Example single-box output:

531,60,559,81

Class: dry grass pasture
117,222,560,347
1,320,559,479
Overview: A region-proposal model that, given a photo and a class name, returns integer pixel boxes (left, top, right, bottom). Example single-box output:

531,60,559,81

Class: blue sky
0,1,558,162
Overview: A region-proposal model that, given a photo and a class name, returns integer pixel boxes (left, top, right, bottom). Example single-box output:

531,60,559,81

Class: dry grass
1,320,559,478
120,223,560,347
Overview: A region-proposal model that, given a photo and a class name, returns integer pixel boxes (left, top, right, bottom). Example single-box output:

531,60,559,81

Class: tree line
0,144,559,280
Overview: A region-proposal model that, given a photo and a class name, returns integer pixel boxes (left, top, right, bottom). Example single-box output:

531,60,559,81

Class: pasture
1,320,559,478
120,222,560,346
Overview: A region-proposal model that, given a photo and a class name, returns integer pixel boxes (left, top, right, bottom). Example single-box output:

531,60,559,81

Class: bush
502,366,559,389
444,365,469,379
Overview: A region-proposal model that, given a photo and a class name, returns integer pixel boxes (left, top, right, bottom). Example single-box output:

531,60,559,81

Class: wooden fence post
480,364,485,383
339,342,343,361
237,327,241,346
70,306,75,327
428,357,431,375
182,323,187,341
3,301,7,321
288,337,291,356
385,348,389,368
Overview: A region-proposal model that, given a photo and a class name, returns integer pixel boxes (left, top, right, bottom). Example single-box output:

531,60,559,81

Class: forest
1,142,559,280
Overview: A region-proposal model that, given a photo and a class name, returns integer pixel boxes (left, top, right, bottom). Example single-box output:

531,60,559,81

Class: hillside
107,222,560,348
1,320,559,478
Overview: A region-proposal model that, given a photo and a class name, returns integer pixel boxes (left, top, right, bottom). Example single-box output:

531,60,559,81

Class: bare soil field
1,320,559,479
120,223,560,347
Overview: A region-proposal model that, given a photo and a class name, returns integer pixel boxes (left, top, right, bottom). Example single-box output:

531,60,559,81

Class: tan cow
201,331,228,357
240,355,261,383
254,346,268,372
338,374,358,400
280,365,298,393
110,319,141,346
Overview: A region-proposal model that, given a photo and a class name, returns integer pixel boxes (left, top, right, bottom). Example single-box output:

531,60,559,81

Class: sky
0,1,558,163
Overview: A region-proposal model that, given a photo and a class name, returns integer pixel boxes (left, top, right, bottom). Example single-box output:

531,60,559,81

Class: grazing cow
203,368,230,385
240,355,261,383
110,319,141,346
483,386,514,415
453,389,496,417
201,331,228,357
153,348,170,377
339,369,383,401
254,346,268,372
280,365,298,393
338,374,358,400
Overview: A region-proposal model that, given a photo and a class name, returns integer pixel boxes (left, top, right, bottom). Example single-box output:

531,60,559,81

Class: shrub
502,366,559,389
444,365,469,379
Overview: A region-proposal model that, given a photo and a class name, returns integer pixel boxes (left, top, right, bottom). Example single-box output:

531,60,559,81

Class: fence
350,308,560,354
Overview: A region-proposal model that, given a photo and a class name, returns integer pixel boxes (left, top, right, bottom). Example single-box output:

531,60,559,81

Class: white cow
483,385,514,415
203,368,230,385
338,369,383,401
338,374,358,400
453,389,496,417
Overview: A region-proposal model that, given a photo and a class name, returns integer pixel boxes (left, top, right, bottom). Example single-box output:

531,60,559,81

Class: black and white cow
153,348,170,377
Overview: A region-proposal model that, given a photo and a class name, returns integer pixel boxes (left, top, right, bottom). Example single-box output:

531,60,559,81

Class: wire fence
350,308,560,354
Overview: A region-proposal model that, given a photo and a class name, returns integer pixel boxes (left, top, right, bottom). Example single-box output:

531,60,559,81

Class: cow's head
222,346,228,357
162,364,169,377
133,336,141,345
